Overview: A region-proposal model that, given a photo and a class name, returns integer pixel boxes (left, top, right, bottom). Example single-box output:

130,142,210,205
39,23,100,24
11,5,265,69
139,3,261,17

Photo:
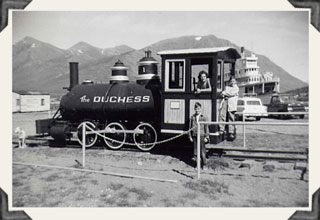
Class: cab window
165,59,185,92
191,64,210,92
217,61,235,91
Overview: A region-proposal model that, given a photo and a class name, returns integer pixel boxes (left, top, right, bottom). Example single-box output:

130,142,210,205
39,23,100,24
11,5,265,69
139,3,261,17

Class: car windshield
246,100,261,105
280,95,295,102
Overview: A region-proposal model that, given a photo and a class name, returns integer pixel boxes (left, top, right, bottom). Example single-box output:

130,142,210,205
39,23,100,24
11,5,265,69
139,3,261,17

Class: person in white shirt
15,127,26,148
218,76,239,139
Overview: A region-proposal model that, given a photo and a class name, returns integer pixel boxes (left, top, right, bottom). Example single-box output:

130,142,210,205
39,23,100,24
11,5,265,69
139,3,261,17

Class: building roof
157,47,241,57
13,90,50,95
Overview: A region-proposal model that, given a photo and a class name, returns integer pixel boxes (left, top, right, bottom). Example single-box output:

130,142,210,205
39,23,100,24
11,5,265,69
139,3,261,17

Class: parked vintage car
236,97,268,121
266,93,308,119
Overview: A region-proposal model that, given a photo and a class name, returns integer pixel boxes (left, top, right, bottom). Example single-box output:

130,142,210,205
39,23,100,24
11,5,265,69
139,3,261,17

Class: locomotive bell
137,50,159,84
110,60,129,83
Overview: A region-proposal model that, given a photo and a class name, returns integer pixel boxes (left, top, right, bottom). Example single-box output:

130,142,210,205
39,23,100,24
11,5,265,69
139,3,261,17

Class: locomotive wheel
133,123,157,151
103,122,126,150
77,121,98,148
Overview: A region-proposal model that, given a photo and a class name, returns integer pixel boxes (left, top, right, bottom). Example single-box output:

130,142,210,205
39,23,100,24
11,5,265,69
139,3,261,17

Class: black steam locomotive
36,48,241,151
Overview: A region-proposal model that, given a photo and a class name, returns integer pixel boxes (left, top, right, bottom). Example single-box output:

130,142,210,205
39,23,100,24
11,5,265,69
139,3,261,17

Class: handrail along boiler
36,47,241,151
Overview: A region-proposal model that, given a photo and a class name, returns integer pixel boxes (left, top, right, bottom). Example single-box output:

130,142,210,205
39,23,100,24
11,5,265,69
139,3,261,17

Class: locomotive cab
157,47,241,144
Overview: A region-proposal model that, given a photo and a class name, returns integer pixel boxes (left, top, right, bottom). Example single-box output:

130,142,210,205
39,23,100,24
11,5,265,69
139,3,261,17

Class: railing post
197,122,201,179
243,113,246,148
82,122,86,168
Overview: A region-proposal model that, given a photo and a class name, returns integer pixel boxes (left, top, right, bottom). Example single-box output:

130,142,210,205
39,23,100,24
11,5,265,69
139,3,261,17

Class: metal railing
236,111,308,148
79,124,179,183
78,111,308,180
196,111,309,179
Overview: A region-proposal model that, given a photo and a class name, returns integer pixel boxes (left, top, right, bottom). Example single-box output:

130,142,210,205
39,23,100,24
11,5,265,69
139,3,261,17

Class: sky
12,11,309,82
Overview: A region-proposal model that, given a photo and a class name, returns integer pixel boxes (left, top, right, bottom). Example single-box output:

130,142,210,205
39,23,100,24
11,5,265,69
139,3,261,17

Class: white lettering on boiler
91,95,151,103
93,96,101,102
80,95,90,102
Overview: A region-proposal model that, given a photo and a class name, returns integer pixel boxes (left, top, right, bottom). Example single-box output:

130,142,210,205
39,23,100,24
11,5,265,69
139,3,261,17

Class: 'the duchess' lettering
90,95,150,103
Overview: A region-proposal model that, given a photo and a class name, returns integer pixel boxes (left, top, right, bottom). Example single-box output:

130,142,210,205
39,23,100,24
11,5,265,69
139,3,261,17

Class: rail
80,123,192,167
79,111,308,179
196,111,309,179
235,111,308,148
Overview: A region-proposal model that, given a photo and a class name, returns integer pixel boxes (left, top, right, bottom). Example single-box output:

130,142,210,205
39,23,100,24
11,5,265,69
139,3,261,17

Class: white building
12,91,50,113
233,49,280,95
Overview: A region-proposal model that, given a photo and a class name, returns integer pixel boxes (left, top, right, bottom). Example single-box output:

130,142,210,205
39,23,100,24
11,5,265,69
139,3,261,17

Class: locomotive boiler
39,51,161,151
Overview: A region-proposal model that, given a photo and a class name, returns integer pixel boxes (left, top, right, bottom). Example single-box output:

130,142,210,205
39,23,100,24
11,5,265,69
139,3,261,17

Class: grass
207,158,230,170
183,179,229,199
90,179,98,185
246,199,281,207
217,133,308,151
98,182,151,207
11,116,309,207
117,199,133,207
13,200,25,207
47,200,61,206
294,201,309,207
161,199,176,207
181,192,199,200
70,174,90,185
127,187,152,201
42,173,60,182
118,191,129,199
12,180,24,187
25,193,47,206
245,133,308,150
109,183,124,191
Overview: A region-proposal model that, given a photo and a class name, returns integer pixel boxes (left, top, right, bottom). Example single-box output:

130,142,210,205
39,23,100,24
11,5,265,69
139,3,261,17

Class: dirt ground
12,113,309,207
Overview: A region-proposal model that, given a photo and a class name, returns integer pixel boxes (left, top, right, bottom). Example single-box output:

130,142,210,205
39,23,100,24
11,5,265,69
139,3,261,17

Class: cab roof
157,47,241,58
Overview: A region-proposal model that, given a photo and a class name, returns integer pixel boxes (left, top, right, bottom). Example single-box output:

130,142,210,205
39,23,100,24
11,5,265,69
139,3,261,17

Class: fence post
197,122,201,179
82,122,86,168
243,113,246,148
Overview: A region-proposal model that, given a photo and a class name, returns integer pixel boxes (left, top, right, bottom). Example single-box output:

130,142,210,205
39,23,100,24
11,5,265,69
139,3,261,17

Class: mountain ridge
12,35,308,95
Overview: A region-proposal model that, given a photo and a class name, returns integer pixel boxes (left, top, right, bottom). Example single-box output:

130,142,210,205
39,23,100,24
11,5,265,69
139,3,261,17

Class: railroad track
208,146,308,162
17,135,309,180
19,135,309,163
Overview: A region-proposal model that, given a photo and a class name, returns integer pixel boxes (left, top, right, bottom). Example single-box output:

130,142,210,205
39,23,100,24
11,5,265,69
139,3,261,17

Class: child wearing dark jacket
188,102,209,170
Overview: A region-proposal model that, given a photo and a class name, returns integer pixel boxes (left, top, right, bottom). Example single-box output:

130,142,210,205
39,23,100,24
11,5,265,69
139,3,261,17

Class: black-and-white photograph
10,10,310,209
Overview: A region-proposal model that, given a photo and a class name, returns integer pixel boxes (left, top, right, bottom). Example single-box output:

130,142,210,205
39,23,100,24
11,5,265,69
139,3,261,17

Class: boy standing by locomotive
188,102,209,170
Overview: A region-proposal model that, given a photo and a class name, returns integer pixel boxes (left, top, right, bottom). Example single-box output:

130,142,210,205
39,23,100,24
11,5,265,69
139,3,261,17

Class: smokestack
69,62,79,90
